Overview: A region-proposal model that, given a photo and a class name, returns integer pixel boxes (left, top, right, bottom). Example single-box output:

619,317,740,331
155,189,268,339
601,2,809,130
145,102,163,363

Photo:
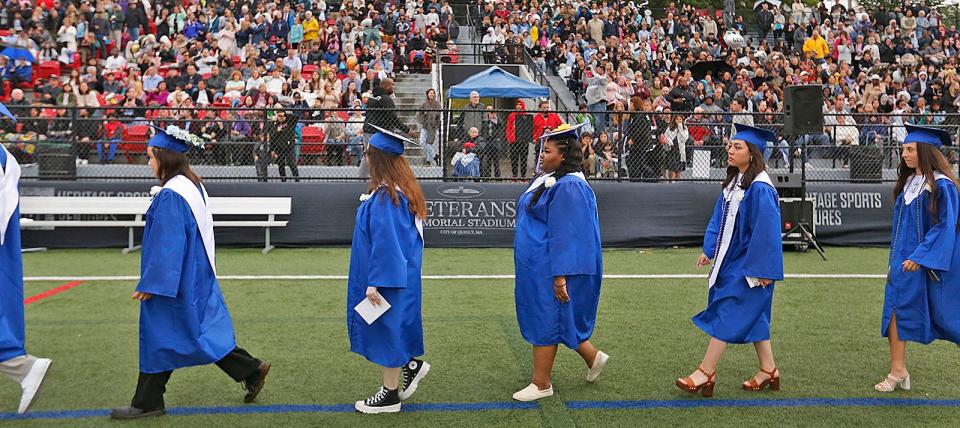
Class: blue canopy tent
441,66,551,167
447,66,550,99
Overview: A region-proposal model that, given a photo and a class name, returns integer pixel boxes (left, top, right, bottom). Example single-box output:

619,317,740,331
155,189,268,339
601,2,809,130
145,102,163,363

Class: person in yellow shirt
303,11,320,43
803,30,830,61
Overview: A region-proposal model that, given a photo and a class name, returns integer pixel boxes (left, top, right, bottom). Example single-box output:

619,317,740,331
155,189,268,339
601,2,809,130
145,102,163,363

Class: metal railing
2,106,957,183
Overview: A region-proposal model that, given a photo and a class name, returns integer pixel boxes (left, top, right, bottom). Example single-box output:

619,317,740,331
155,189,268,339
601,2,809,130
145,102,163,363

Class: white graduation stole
903,172,950,206
708,171,773,289
164,175,217,274
522,172,588,195
0,145,21,246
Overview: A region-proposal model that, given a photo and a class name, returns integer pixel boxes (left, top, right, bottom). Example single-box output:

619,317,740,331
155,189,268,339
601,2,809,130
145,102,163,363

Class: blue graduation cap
904,124,953,148
0,102,15,122
147,126,203,153
732,123,776,151
540,122,586,141
368,125,417,156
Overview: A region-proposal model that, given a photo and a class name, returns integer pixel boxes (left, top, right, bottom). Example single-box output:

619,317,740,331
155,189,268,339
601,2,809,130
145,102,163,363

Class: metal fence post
440,109,448,182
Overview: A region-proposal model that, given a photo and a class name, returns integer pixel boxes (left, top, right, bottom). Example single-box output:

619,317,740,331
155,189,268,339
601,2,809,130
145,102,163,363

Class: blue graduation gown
884,177,960,344
137,189,237,373
0,149,26,362
693,179,784,344
514,175,603,349
452,154,480,177
347,189,424,368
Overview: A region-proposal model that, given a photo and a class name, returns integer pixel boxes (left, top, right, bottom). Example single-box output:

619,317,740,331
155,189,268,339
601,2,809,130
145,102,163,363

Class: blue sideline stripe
566,398,960,410
0,402,538,421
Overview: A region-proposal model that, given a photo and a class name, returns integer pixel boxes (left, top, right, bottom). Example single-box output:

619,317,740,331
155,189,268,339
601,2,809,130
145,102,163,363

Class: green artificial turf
3,247,958,427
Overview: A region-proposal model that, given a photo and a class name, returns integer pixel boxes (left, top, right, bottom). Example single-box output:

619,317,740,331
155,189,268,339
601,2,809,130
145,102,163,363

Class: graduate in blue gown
874,125,960,393
0,103,53,415
676,124,784,398
348,126,430,414
511,123,608,403
111,127,270,420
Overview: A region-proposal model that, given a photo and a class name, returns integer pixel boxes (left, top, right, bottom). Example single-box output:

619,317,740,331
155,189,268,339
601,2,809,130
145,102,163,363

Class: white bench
19,196,292,254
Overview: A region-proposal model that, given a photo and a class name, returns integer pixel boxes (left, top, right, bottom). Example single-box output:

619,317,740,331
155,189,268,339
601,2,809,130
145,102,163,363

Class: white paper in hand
354,295,391,325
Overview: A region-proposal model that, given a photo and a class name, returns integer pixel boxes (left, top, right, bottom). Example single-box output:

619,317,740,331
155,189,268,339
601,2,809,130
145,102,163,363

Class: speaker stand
787,135,826,261
784,222,826,260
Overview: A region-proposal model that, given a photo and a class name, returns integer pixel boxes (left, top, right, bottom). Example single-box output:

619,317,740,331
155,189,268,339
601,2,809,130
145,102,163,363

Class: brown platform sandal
675,367,716,397
742,367,780,391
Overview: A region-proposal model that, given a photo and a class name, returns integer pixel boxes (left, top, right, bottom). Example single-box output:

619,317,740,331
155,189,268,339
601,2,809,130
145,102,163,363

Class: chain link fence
2,106,958,183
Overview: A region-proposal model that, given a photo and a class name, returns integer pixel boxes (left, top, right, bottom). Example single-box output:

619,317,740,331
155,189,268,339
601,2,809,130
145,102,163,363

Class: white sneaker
19,358,52,414
586,351,609,383
512,383,553,402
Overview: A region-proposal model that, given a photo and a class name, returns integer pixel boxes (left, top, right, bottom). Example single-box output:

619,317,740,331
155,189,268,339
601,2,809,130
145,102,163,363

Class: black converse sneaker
399,359,431,400
354,386,401,414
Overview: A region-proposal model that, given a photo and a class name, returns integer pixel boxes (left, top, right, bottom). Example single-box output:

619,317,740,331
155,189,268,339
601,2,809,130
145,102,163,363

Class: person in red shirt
532,100,562,142
506,100,532,178
532,100,563,174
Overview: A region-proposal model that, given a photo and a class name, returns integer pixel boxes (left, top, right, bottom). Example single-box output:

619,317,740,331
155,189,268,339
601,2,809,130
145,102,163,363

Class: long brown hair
893,143,960,228
722,144,766,190
366,146,427,220
152,146,202,186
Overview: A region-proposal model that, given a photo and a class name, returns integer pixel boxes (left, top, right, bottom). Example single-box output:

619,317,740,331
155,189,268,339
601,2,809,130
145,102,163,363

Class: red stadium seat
300,126,325,154
302,64,318,76
120,124,150,162
34,61,60,81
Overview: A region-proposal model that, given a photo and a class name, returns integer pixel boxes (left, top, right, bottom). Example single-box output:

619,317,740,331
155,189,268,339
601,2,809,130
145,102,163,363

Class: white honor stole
903,172,950,205
708,171,774,289
164,175,217,274
523,172,588,195
0,145,21,246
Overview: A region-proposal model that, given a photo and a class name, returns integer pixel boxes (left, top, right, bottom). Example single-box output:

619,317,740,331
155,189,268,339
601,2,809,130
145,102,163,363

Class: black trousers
131,347,261,411
276,153,299,182
509,143,528,178
480,147,501,178
327,144,346,166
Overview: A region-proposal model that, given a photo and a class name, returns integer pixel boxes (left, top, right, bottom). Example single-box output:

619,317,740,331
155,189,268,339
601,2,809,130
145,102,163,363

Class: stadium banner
19,181,894,249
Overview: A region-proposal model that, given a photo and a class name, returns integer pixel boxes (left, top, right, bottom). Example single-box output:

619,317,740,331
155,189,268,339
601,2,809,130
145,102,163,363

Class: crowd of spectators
0,0,463,170
468,0,960,179
2,0,960,181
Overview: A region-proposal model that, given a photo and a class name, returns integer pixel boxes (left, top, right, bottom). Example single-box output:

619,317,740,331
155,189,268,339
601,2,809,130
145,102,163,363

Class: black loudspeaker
779,199,815,234
783,85,824,136
850,146,883,183
770,173,802,198
38,146,77,181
